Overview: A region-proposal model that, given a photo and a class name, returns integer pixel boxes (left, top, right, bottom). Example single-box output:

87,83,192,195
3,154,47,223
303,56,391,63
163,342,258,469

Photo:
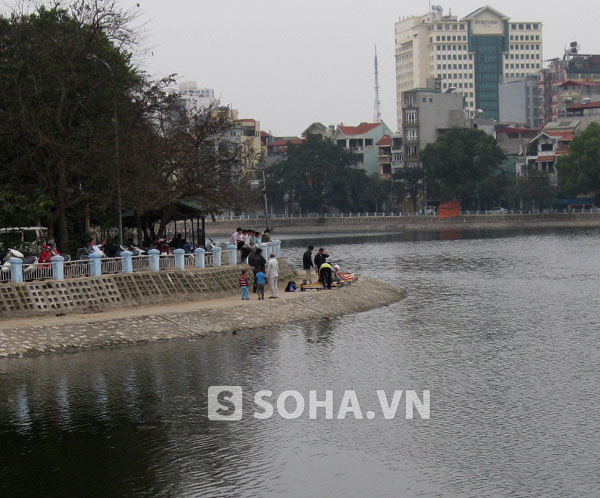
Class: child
255,268,267,300
240,269,250,300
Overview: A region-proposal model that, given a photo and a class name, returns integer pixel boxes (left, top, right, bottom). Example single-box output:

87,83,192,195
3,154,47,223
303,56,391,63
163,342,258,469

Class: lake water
1,228,599,497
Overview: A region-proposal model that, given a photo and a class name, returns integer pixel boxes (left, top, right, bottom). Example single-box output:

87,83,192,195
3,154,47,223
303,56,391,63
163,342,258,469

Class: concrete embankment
204,213,600,235
0,278,406,358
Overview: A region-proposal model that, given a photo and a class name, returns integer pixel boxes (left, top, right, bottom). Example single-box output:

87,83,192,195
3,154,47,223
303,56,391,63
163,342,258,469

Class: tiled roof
567,101,600,110
376,135,392,146
497,127,537,135
536,155,555,162
338,123,381,136
544,131,575,140
558,80,600,88
260,131,272,137
269,138,303,147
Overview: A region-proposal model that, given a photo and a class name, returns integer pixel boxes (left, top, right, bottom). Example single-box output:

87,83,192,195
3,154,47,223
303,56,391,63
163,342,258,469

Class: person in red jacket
240,269,250,300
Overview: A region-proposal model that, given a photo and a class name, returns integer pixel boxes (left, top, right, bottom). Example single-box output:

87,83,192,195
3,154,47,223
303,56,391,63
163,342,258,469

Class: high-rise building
176,81,216,110
395,6,542,128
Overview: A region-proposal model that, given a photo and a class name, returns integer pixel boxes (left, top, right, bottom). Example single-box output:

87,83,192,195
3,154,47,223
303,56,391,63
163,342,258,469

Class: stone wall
0,260,296,319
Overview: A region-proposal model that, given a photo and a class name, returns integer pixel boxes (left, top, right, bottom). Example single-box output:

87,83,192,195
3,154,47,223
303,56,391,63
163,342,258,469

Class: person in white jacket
265,252,279,298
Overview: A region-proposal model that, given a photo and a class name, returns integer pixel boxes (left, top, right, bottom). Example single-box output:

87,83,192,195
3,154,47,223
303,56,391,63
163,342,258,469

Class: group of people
230,227,271,263
302,246,344,289
235,227,278,301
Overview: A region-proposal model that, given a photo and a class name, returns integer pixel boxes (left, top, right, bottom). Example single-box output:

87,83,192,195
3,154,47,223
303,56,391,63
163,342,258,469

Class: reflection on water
1,228,600,497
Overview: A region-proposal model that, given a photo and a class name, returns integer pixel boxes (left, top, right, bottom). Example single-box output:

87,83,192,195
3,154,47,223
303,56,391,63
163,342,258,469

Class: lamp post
262,168,271,231
88,54,124,245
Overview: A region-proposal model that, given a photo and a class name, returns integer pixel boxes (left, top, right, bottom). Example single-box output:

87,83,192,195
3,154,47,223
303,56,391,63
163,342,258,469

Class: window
365,139,373,146
519,24,524,29
526,24,531,29
533,24,539,30
405,110,417,123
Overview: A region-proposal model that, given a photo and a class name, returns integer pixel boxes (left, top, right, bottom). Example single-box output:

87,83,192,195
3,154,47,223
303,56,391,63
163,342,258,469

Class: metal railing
132,255,150,272
64,260,92,279
101,257,123,274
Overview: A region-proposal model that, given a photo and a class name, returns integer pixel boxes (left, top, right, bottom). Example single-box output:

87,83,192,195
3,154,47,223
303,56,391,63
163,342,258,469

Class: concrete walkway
0,278,405,358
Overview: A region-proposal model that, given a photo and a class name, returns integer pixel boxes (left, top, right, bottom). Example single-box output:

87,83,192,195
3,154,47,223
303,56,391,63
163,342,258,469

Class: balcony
403,136,419,144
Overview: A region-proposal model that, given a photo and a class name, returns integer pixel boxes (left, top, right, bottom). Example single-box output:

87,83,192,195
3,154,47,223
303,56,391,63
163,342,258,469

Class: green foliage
557,122,600,197
0,1,247,252
265,135,368,212
0,2,140,250
420,127,505,206
0,188,53,228
391,167,425,211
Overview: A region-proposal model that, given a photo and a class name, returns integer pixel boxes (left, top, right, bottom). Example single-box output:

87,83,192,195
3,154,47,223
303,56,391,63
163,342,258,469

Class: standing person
255,268,267,300
265,252,279,298
250,247,266,293
313,248,329,274
261,229,271,243
240,269,250,300
303,245,314,283
230,227,242,246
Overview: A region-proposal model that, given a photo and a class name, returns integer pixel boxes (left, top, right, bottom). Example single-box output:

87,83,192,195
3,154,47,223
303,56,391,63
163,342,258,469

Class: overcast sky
9,0,599,136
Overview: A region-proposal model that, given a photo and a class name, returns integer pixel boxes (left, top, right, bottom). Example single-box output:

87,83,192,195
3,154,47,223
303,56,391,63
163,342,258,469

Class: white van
0,226,48,255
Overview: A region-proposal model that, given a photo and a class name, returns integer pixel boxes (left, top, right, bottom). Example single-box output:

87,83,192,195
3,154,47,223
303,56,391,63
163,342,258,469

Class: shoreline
204,216,600,236
0,277,406,359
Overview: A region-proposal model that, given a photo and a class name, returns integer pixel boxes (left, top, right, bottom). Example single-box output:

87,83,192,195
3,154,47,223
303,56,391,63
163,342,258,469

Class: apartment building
335,122,392,176
395,6,542,128
499,75,541,129
401,88,466,168
538,44,600,125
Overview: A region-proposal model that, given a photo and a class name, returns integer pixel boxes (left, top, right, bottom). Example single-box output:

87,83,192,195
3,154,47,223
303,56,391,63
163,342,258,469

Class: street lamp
262,168,271,231
87,54,124,246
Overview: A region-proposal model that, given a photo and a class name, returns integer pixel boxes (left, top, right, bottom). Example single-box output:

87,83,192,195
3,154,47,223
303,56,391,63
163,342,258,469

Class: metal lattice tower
374,45,382,123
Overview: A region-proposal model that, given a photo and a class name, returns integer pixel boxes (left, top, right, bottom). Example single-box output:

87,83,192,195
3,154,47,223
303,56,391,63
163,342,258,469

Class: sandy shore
0,278,406,358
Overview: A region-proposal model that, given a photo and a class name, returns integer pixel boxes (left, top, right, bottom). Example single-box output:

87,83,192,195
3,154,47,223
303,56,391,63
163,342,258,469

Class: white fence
2,241,282,285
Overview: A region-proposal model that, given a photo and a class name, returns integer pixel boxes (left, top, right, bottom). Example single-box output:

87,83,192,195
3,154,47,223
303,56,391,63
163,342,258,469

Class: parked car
490,207,508,214
419,207,437,215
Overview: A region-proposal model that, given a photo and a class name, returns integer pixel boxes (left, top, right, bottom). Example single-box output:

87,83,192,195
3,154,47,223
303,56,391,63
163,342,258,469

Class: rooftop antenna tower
374,45,382,123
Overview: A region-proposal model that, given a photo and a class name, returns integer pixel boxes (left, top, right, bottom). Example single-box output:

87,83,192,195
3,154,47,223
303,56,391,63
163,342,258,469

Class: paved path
0,278,405,358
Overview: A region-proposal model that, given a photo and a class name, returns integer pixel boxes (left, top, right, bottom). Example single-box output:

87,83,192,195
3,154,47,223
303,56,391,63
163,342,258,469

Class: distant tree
557,122,600,197
265,135,364,213
391,167,425,212
146,103,252,240
420,127,505,207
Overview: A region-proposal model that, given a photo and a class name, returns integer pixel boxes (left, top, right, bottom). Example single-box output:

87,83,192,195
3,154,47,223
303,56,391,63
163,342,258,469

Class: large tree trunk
135,210,143,246
56,162,70,253
156,205,176,239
